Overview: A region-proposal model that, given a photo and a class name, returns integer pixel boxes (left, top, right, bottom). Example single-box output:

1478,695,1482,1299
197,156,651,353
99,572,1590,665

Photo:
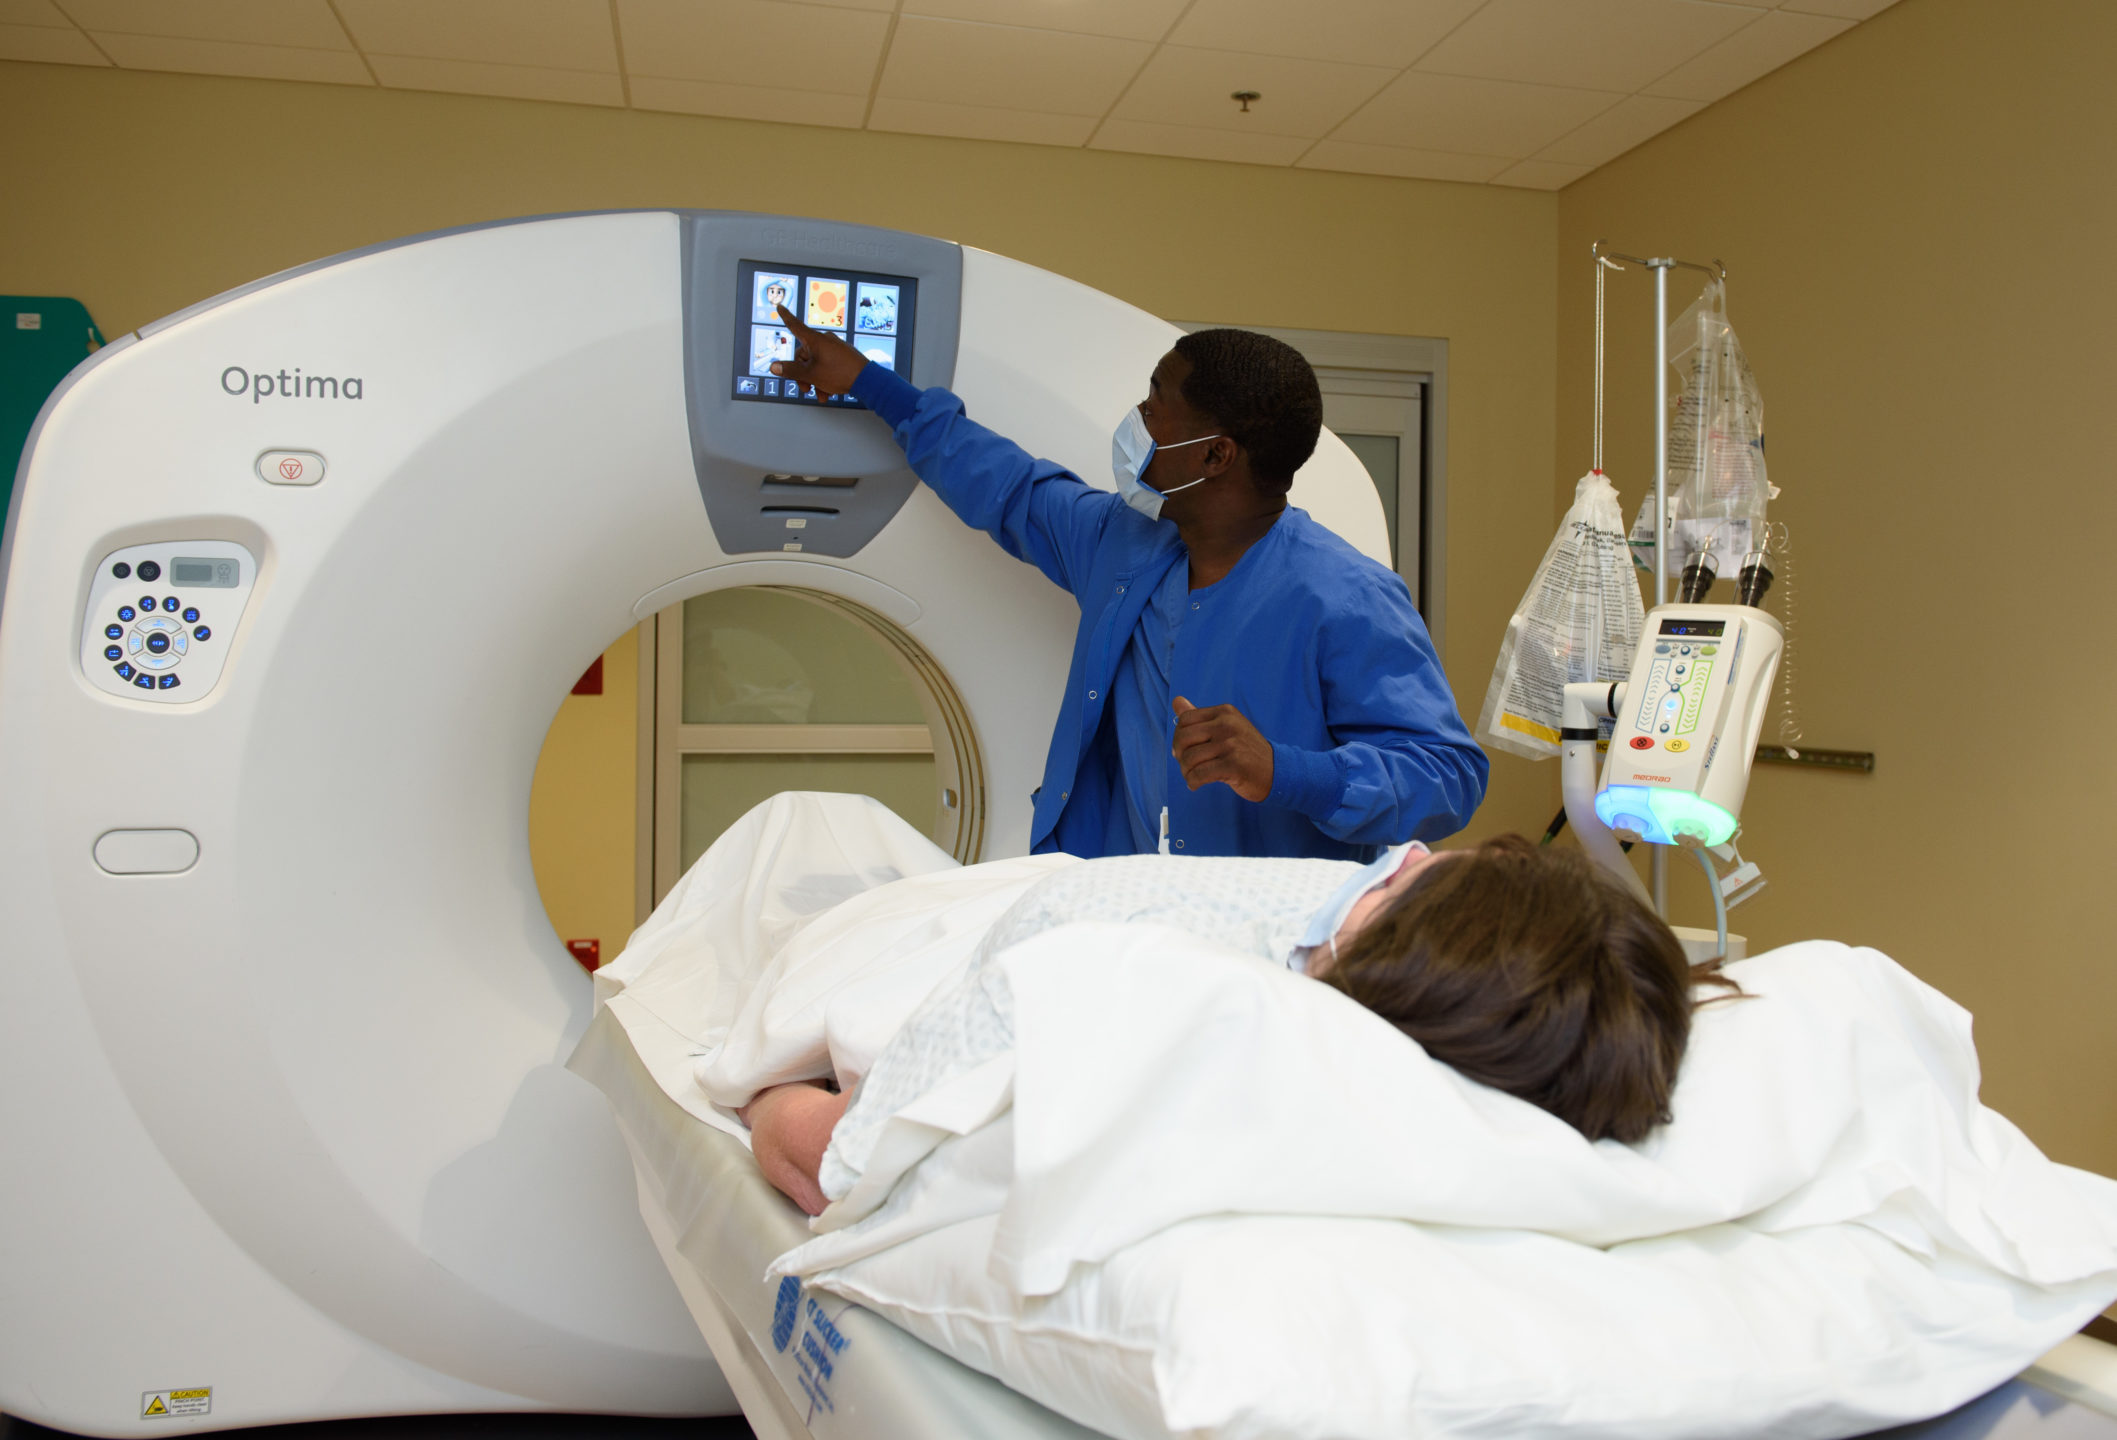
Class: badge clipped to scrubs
1111,407,1218,522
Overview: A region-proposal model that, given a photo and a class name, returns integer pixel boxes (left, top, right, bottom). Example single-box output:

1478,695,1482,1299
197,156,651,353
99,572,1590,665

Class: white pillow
813,1200,2116,1440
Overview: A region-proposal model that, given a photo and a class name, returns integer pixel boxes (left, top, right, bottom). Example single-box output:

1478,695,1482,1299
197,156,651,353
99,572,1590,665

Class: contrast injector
1677,552,1717,603
1737,548,1774,607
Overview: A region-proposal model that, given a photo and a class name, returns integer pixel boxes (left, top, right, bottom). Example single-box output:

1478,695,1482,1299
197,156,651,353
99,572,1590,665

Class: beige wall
528,630,641,968
1556,0,2117,1174
1,58,1556,958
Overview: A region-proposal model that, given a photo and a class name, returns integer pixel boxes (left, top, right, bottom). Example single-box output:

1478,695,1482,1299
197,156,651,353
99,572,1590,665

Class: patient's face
1331,847,1453,956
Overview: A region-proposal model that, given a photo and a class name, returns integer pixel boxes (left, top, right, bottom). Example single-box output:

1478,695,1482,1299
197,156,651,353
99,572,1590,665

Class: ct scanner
0,210,1392,1436
8,211,2110,1440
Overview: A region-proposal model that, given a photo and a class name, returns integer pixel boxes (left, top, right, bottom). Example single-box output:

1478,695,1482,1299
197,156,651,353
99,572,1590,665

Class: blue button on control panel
193,625,211,641
117,605,135,622
182,608,199,624
105,623,123,640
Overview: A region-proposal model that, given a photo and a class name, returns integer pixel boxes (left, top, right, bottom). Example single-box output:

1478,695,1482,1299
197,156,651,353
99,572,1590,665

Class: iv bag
1477,470,1643,760
1631,280,1775,575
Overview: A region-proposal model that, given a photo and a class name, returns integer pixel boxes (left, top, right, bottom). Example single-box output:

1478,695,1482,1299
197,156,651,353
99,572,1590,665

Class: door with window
644,586,980,908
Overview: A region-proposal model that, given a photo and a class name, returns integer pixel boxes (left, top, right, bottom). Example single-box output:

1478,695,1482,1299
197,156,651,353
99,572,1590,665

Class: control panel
681,213,962,559
81,541,257,703
1595,605,1783,847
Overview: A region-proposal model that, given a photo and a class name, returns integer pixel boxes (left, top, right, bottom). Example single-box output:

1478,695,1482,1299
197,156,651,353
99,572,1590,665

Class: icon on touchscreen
753,272,798,323
749,324,795,376
805,277,849,331
854,283,899,335
858,336,897,371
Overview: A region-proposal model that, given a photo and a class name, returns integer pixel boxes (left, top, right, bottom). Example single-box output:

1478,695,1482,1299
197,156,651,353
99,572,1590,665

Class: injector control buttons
80,541,256,704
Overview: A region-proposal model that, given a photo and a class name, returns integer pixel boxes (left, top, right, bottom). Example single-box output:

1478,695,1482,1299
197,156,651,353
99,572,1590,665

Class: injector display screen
731,260,918,409
1659,618,1727,637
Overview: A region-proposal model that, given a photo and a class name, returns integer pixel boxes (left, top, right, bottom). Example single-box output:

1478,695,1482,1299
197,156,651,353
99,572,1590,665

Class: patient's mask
1298,841,1428,965
1112,406,1219,521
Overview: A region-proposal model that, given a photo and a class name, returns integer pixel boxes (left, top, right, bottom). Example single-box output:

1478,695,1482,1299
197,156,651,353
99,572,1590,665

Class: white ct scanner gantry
0,210,1391,1436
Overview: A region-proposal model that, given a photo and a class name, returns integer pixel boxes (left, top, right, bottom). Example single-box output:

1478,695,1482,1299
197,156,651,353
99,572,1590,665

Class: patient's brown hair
1320,835,1732,1144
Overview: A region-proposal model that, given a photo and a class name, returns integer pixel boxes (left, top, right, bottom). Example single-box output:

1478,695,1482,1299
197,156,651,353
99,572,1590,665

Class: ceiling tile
1644,9,1850,99
89,31,373,82
1417,0,1761,93
1534,92,1701,165
2,0,72,24
369,53,624,106
56,0,349,49
869,95,1095,147
337,0,614,71
878,16,1149,116
0,21,108,62
1089,117,1308,166
1489,157,1590,189
629,73,866,126
1168,0,1481,69
1296,139,1510,183
1780,0,1894,16
904,0,1188,44
1334,71,1620,159
1108,45,1398,139
620,0,887,94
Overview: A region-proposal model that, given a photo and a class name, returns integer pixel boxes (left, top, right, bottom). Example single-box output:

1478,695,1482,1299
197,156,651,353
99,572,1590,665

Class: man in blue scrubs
772,309,1487,861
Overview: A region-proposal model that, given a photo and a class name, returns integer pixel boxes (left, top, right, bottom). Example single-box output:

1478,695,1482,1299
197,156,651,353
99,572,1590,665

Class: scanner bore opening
529,585,984,972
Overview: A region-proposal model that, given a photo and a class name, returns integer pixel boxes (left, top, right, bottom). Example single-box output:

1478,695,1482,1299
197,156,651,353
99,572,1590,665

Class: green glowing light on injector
1594,785,1738,847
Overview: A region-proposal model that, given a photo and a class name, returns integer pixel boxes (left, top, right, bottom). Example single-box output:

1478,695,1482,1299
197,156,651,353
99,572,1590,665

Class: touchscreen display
731,260,917,409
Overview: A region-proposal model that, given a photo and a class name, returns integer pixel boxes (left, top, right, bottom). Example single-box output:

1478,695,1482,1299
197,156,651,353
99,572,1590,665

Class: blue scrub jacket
850,364,1489,861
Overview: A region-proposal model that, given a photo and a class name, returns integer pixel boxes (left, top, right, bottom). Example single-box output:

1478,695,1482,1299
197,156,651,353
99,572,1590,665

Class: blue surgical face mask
1297,842,1427,964
1112,406,1220,522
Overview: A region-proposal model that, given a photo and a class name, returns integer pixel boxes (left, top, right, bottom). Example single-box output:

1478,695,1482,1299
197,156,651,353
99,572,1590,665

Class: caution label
142,1388,211,1418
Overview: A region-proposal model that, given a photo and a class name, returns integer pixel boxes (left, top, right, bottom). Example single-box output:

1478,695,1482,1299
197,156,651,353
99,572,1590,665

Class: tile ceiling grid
1080,0,1205,153
1281,0,1496,178
323,0,381,87
607,0,631,107
858,1,905,129
0,0,1897,188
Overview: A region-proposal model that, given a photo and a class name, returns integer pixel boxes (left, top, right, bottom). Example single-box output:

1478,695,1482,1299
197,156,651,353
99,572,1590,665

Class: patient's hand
740,1081,849,1217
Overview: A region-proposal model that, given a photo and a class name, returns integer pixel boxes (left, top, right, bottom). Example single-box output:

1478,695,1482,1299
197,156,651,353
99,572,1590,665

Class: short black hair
1172,329,1323,495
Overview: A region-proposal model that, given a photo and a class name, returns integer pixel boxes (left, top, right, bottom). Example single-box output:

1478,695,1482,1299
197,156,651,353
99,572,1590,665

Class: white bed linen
765,924,2117,1440
595,795,2117,1439
597,792,1067,1138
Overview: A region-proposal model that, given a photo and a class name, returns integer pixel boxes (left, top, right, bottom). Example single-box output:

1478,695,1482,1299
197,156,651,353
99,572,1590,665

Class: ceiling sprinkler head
1231,90,1261,113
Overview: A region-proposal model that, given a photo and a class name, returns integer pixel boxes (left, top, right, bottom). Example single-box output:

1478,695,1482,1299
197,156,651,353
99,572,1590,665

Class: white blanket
780,927,2117,1297
767,924,2117,1440
593,795,2117,1439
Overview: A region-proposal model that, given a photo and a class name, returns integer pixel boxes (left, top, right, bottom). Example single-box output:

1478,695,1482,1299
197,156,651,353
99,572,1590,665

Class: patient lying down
745,834,1727,1216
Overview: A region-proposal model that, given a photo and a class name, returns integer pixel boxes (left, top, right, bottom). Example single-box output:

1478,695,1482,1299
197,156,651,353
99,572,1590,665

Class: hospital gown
819,852,1360,1200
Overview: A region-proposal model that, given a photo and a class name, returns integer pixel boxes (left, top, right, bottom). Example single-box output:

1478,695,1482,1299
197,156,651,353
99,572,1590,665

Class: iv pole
1588,241,1725,916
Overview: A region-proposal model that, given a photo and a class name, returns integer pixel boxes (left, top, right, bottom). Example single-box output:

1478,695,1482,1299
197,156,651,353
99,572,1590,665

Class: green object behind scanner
3,296,106,528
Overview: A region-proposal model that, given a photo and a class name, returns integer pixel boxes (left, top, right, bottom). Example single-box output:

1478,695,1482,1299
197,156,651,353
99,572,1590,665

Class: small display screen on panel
170,557,240,587
732,260,918,409
1659,618,1726,637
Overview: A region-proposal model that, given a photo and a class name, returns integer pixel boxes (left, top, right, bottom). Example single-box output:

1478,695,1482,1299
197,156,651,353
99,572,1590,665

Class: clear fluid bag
1477,469,1643,760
